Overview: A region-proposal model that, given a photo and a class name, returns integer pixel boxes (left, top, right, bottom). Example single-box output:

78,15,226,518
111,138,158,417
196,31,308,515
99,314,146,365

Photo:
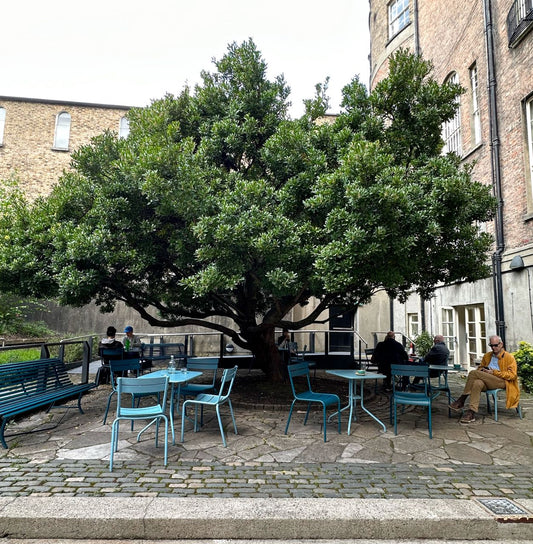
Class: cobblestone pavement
1,371,532,499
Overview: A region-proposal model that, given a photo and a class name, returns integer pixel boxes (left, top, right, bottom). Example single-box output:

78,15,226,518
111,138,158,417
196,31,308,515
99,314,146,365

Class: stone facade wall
368,0,533,356
0,97,130,198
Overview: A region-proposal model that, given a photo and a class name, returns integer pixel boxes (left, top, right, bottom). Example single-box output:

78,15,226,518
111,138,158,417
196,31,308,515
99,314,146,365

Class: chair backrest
109,358,142,390
186,357,219,387
213,366,238,402
100,347,124,362
116,376,168,413
287,362,312,397
391,364,431,393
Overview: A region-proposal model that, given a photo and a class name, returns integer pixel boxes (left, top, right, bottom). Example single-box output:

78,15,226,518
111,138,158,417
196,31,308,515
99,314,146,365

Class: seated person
96,326,124,384
412,334,450,383
371,331,408,391
277,328,291,350
449,335,520,424
98,326,123,352
122,325,142,353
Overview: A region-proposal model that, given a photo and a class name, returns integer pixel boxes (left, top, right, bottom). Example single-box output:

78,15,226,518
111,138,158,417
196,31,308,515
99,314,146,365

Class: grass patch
0,348,41,364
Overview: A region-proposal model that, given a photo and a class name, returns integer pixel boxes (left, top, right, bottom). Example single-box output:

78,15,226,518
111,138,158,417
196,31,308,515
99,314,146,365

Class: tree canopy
0,41,496,380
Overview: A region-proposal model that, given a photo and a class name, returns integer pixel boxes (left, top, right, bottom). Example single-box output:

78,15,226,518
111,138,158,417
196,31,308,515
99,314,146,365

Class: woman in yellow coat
449,335,520,423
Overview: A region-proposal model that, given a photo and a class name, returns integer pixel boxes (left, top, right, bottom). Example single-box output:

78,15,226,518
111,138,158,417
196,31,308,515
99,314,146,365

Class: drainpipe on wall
413,0,421,55
483,0,506,344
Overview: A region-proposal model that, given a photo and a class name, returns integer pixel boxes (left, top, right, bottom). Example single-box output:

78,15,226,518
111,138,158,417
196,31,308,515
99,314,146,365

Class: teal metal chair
390,364,440,439
180,366,238,447
109,376,169,471
178,357,219,421
410,356,452,416
96,347,124,385
103,358,142,425
485,388,523,421
285,361,340,442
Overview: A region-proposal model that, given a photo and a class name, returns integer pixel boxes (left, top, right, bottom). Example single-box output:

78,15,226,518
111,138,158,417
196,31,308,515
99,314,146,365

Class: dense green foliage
413,330,433,358
0,42,496,380
513,341,533,393
0,294,52,337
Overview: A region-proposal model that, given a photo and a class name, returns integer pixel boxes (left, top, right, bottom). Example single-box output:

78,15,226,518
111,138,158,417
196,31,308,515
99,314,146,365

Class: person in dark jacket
371,331,408,391
422,334,450,377
96,326,123,385
98,326,123,351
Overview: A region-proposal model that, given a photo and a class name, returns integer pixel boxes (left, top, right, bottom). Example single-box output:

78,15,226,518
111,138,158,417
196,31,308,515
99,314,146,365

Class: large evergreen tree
0,42,496,381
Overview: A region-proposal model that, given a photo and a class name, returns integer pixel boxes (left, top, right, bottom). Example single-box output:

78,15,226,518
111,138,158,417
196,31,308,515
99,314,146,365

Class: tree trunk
246,323,284,383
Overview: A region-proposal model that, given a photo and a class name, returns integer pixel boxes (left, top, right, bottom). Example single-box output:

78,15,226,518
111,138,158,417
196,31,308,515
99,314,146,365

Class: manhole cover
477,498,529,516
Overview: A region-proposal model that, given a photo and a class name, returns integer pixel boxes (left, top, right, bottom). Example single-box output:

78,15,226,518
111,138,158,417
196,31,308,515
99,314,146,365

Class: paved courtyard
1,369,531,500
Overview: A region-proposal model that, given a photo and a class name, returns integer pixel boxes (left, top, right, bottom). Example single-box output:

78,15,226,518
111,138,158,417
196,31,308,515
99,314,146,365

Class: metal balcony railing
507,0,533,47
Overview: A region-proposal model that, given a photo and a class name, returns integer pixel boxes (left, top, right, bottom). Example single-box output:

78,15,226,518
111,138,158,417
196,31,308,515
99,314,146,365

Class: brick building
0,96,130,197
365,0,533,365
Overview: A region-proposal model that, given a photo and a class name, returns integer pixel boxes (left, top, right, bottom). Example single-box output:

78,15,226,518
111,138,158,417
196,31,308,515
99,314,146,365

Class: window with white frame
469,64,481,146
53,111,71,150
527,95,533,197
389,0,410,39
442,73,462,155
407,313,419,339
465,304,486,366
441,308,455,365
118,116,130,139
0,107,5,146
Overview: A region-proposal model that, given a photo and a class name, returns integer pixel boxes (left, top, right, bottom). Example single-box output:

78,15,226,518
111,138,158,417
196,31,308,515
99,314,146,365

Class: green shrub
0,294,52,337
513,341,533,393
414,330,433,358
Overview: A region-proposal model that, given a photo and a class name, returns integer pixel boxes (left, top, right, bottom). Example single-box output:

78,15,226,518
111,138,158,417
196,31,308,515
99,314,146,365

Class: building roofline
0,95,132,111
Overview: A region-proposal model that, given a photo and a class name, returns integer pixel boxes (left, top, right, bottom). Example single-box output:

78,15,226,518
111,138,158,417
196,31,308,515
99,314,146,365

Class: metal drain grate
477,498,529,516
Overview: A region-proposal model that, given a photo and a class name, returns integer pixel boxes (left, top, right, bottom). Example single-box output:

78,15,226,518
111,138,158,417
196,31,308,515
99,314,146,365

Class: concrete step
1,498,532,541
0,538,533,544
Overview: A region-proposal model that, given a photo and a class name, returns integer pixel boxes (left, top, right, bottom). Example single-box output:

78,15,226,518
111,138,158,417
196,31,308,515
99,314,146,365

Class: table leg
169,383,176,445
359,380,387,432
329,380,361,435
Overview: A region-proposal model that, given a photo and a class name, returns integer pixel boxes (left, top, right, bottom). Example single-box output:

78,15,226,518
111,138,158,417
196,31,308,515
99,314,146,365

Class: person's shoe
449,397,466,412
460,409,476,423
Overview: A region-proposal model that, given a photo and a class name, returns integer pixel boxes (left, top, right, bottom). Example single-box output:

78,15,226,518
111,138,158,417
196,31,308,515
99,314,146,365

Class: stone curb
1,498,533,541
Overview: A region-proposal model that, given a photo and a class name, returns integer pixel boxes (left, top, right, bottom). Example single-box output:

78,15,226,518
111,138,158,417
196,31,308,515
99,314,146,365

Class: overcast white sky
2,0,369,118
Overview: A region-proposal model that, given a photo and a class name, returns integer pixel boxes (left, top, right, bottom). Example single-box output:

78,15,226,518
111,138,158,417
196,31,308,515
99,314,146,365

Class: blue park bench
0,357,96,449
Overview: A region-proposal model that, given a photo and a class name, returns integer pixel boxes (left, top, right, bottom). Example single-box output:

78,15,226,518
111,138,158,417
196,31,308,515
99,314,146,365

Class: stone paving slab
0,371,531,500
0,371,532,541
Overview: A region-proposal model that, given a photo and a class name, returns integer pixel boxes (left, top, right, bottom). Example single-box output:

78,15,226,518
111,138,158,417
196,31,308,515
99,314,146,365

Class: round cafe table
326,369,387,434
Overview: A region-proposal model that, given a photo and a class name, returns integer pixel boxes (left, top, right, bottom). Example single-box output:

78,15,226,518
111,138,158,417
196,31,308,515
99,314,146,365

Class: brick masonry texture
0,97,130,198
369,0,533,252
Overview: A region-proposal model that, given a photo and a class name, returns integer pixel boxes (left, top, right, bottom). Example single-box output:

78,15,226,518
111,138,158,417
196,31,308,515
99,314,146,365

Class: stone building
0,96,130,197
366,0,533,365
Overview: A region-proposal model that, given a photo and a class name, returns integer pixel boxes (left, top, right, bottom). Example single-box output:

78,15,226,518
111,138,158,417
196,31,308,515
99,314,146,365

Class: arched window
442,73,462,155
53,111,71,150
118,116,130,139
0,107,6,146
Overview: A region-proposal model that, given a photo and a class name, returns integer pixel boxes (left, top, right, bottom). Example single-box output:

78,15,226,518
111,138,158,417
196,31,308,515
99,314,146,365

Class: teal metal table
140,369,202,444
326,369,387,434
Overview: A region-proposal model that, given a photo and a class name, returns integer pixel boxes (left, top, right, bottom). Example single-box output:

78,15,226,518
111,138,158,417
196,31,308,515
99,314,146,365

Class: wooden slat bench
0,358,96,449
